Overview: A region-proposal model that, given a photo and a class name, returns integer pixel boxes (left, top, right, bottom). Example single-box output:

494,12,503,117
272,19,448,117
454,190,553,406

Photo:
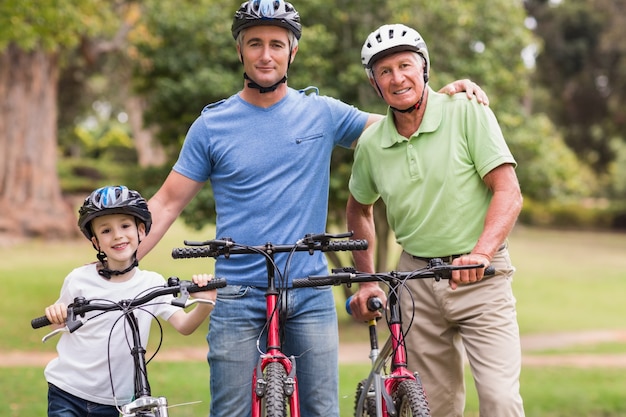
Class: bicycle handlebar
31,276,227,329
171,232,368,259
292,262,496,289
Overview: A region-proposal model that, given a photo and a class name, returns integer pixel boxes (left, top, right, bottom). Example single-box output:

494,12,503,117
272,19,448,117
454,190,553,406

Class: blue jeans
48,384,119,417
207,285,339,417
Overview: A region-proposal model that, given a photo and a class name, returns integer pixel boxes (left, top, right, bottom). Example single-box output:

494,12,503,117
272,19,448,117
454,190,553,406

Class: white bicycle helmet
361,24,430,81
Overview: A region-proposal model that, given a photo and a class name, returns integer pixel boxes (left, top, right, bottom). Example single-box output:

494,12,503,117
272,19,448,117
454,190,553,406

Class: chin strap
96,250,138,279
243,73,287,94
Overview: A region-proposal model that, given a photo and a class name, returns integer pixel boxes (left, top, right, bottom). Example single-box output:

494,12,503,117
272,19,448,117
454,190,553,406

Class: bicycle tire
262,362,287,417
354,379,376,417
392,380,431,417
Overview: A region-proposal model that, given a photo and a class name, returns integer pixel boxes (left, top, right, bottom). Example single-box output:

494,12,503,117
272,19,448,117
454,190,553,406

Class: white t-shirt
44,263,180,406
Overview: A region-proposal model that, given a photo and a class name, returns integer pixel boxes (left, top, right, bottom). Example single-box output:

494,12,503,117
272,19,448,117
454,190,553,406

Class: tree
524,0,626,175
0,0,132,237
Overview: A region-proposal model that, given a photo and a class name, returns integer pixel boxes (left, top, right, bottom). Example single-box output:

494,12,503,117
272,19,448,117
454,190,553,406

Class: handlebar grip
31,315,52,329
292,273,350,288
345,295,382,315
292,278,324,288
171,247,213,259
367,297,383,311
325,240,368,251
186,277,228,291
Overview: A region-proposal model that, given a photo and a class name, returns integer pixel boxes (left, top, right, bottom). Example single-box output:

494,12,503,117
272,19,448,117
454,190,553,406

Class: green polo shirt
349,88,516,257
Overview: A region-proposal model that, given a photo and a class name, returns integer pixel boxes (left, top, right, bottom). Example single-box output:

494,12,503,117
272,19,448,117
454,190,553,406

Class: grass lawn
2,223,626,416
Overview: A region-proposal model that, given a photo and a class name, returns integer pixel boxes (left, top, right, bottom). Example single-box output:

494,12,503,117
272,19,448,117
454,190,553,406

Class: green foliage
132,0,242,153
503,112,595,201
525,0,626,173
0,0,117,51
392,0,533,112
58,157,134,194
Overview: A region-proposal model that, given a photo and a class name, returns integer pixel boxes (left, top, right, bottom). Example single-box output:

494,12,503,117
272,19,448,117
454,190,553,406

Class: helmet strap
98,255,138,279
390,81,428,114
94,229,142,279
243,72,287,94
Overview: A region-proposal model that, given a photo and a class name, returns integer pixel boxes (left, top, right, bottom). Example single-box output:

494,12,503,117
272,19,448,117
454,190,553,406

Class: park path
2,329,626,368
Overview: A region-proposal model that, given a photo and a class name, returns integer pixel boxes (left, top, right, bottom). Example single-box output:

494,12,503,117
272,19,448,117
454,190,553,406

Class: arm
346,195,387,321
451,164,522,289
167,273,217,335
137,171,205,260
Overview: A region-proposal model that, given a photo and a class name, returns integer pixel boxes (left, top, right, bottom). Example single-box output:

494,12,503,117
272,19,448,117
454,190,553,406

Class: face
370,51,426,108
91,213,145,270
237,25,297,88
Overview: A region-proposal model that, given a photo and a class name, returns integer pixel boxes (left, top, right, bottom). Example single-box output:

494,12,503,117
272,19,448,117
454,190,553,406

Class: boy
43,185,217,417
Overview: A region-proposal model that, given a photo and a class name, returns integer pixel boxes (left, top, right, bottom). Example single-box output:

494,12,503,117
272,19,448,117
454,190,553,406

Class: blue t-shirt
174,87,368,286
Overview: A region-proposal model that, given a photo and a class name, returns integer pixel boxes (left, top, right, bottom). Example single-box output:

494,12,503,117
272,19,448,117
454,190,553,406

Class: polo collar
379,87,444,149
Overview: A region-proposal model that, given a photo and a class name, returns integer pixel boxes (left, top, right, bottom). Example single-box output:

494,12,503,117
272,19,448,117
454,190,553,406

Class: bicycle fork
358,285,419,417
120,311,170,416
251,252,301,417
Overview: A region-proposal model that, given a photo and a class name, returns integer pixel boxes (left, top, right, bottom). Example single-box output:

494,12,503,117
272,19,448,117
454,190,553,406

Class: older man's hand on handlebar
349,282,387,322
450,254,491,290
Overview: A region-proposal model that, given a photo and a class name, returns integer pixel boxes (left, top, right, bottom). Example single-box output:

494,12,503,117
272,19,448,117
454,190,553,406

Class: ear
369,77,384,98
138,222,147,241
236,44,243,63
289,44,299,64
91,237,100,251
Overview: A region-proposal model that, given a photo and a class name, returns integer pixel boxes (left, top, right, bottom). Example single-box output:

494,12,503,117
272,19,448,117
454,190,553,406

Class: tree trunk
0,43,76,238
373,199,391,270
126,95,166,167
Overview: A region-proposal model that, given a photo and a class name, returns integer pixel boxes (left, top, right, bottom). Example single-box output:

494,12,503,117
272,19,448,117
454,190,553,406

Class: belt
411,253,466,263
410,244,506,264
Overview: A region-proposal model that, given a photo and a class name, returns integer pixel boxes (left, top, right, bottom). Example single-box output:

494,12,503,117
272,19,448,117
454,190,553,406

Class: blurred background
1,1,626,416
1,0,625,250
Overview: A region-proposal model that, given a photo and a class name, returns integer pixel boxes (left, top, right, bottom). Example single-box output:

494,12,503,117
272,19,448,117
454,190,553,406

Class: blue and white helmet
78,185,152,240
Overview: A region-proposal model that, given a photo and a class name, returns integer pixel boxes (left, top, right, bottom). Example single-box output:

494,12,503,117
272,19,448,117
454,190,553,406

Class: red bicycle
293,259,493,417
172,232,367,417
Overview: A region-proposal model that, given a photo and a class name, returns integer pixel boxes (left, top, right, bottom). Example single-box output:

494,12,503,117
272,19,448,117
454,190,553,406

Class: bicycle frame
32,277,226,417
172,233,368,417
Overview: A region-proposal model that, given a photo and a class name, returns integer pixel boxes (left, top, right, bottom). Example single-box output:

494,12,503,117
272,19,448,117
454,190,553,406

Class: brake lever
42,317,86,343
42,327,67,343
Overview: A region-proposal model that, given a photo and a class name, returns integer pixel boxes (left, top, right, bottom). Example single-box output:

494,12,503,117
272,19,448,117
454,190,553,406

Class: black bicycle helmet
78,185,152,241
232,0,302,40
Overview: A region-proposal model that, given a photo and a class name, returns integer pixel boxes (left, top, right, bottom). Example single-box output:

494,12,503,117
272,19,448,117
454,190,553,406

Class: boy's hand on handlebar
190,273,218,303
45,303,68,325
349,283,387,322
450,254,490,290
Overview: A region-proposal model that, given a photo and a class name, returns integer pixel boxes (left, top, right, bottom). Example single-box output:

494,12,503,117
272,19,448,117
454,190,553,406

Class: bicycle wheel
392,380,431,417
354,379,376,417
262,362,287,417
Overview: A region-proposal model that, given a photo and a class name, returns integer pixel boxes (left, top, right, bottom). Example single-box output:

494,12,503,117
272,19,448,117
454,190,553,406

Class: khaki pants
397,246,525,417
